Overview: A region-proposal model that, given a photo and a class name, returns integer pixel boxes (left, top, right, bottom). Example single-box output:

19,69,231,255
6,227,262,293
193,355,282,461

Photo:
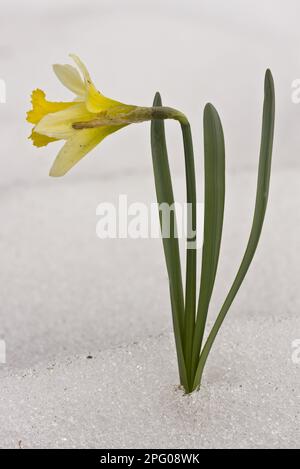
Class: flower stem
73,106,189,129
180,123,197,391
150,100,197,393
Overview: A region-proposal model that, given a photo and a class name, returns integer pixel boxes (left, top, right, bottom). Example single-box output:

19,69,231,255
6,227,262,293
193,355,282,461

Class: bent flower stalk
27,55,275,395
27,54,187,177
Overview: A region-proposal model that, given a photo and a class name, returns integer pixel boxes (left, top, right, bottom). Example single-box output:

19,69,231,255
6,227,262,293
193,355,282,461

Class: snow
0,0,300,449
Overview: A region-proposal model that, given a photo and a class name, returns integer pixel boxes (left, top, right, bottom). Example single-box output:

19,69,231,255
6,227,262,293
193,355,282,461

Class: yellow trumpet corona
27,54,187,177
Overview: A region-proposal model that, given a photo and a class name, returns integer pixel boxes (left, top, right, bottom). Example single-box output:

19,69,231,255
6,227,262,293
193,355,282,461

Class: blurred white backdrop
0,0,299,184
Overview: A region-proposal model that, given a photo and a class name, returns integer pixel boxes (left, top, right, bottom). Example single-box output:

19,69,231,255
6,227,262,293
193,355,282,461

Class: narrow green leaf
193,70,275,390
151,92,188,390
191,104,225,380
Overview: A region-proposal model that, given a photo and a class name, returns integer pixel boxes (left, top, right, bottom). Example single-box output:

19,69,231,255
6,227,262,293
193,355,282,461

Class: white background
0,0,299,184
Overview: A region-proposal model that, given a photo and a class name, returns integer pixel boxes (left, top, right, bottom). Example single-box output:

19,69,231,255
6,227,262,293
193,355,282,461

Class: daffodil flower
27,54,187,177
27,55,275,394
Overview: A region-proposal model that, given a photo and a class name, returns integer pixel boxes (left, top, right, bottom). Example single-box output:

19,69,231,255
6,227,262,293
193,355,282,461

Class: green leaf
192,69,275,390
151,92,188,390
191,104,225,380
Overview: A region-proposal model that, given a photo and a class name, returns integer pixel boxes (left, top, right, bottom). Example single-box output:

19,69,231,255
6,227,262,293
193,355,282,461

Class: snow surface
0,170,299,448
0,0,300,449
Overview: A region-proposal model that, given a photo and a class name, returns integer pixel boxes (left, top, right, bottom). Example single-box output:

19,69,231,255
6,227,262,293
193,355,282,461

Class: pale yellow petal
69,53,125,113
35,102,94,139
50,125,126,177
69,54,92,84
53,64,85,98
